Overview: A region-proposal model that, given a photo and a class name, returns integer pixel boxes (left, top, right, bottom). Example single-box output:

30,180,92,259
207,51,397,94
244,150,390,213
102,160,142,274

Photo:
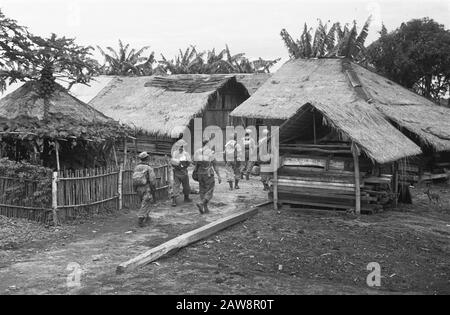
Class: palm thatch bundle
230,58,450,163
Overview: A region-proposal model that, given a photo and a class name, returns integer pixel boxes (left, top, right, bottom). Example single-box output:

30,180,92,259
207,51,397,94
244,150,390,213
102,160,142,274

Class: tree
366,18,450,102
280,17,371,61
158,45,279,74
97,40,158,76
0,9,98,119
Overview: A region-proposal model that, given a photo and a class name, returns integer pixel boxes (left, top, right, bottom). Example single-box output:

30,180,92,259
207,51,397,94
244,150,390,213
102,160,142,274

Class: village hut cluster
1,58,449,218
230,58,450,213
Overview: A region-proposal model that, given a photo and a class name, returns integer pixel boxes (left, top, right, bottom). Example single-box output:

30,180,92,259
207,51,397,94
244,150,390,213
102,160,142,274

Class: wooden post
272,127,280,211
113,144,119,168
123,139,128,169
312,110,317,144
393,161,399,207
134,138,139,155
52,171,59,226
55,141,60,171
118,164,123,211
351,143,361,215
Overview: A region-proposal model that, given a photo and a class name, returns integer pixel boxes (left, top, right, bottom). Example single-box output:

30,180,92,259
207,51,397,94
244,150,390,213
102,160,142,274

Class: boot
196,202,204,214
138,217,145,227
171,197,177,207
184,195,192,202
245,173,250,180
234,179,240,189
240,173,244,180
203,200,209,213
228,181,233,190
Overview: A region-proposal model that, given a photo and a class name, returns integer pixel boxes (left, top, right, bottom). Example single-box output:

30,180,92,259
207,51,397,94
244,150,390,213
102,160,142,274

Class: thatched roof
234,73,272,95
67,73,269,102
230,58,450,161
279,101,422,164
68,76,115,103
87,75,247,137
0,81,111,123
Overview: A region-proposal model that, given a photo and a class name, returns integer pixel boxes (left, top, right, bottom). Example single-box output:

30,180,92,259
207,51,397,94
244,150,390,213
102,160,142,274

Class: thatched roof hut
0,81,111,123
230,58,450,163
67,73,270,104
86,74,249,138
0,81,128,169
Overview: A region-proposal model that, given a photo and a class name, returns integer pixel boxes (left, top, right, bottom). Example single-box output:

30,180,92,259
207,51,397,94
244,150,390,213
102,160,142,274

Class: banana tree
280,16,372,61
97,40,156,76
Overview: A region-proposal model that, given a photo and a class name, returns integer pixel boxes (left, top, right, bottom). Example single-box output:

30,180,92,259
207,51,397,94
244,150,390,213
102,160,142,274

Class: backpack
132,165,149,187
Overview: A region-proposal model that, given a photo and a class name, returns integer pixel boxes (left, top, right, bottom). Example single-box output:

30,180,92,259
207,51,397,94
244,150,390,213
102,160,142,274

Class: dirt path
0,178,449,295
0,176,267,295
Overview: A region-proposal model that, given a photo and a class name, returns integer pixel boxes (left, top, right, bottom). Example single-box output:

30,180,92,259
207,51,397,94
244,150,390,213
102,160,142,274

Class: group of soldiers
132,128,272,227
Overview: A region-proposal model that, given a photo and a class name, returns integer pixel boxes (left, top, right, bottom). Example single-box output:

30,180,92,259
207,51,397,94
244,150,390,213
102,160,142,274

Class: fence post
52,171,59,226
118,165,123,211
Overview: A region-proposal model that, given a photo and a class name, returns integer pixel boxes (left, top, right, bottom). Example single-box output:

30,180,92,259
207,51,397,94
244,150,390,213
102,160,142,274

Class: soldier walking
193,138,222,214
241,128,256,180
132,152,157,227
170,139,192,207
224,133,242,190
258,128,272,191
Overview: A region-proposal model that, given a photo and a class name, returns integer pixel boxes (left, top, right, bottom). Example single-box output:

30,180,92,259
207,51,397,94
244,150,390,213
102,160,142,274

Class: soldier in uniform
133,152,157,227
193,138,222,214
224,133,242,190
258,128,272,191
241,128,256,180
170,139,192,207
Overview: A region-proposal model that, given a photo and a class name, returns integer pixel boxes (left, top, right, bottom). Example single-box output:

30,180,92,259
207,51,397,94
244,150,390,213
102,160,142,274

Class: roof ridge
341,59,373,104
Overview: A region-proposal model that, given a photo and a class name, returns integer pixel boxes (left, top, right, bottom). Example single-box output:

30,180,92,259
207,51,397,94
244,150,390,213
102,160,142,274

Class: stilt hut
230,58,450,212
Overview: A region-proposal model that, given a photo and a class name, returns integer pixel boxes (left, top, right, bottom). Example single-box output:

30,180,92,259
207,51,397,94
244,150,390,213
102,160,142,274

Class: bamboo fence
0,164,170,224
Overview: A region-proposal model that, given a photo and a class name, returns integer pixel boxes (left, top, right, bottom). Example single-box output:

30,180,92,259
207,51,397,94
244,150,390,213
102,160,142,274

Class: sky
1,0,449,70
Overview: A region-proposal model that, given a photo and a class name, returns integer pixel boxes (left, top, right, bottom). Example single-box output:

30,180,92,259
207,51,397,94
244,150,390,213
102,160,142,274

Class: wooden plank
116,207,259,274
277,175,356,184
282,157,327,168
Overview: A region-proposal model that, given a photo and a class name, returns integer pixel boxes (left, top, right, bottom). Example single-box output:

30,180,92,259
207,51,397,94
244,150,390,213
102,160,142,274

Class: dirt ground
0,171,449,295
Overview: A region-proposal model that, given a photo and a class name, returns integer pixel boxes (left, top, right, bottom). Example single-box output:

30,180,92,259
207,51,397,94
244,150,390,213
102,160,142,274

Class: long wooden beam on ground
116,206,263,274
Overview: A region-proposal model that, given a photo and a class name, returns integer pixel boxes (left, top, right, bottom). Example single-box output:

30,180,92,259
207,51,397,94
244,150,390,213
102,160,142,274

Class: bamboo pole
123,139,128,169
52,172,59,226
113,144,119,168
351,143,361,215
118,164,123,211
55,141,61,171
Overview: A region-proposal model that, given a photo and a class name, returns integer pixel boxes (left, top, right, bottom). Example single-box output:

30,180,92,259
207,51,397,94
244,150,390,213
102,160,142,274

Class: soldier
193,138,222,214
241,128,256,180
258,128,272,191
224,133,242,190
132,152,157,227
170,139,192,207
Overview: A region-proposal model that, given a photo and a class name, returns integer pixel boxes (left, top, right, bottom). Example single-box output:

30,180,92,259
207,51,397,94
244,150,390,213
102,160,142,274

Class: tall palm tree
97,40,156,76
